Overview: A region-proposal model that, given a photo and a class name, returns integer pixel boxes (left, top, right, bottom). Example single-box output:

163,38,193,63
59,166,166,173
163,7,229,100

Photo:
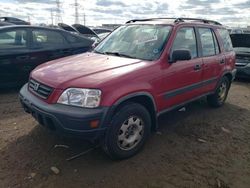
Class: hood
72,24,98,37
230,34,250,48
58,23,78,33
31,52,145,89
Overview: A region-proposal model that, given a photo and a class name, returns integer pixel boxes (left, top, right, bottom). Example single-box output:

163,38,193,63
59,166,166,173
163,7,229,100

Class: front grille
29,79,53,99
235,62,248,67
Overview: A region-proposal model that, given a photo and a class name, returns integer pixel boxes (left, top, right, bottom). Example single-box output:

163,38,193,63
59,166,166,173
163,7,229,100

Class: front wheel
207,76,230,107
102,103,151,160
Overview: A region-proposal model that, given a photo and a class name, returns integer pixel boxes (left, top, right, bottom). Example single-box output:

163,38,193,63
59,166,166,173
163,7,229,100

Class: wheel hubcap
218,82,227,101
117,116,144,151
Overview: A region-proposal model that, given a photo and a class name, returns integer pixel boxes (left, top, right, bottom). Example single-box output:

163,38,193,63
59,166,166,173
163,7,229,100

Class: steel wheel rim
218,82,227,101
117,116,144,151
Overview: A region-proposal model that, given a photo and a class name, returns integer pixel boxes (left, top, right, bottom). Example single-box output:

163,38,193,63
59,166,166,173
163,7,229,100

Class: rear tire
102,103,151,160
207,76,230,107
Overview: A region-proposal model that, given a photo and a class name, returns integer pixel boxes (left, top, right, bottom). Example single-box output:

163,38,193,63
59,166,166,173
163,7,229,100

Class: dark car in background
230,34,250,78
0,21,13,27
0,25,94,87
0,17,30,25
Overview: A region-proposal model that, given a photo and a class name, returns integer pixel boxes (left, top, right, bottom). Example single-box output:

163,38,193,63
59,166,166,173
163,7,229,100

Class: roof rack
126,17,222,26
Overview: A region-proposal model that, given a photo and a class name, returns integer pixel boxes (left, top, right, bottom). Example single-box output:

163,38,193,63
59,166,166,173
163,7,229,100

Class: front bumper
236,66,250,78
232,68,237,80
19,84,109,140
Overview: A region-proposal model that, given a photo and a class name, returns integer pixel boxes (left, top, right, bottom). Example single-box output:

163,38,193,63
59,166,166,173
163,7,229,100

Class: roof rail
126,18,176,24
125,17,222,26
174,18,222,25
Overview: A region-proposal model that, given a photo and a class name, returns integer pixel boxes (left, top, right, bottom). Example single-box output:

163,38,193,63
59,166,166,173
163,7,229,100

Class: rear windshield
94,24,172,61
218,29,233,52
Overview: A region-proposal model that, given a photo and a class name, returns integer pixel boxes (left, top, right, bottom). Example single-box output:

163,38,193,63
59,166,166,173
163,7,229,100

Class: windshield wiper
104,51,135,59
93,50,104,54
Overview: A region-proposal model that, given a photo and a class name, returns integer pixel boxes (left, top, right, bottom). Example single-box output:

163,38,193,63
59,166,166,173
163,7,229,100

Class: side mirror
170,49,192,63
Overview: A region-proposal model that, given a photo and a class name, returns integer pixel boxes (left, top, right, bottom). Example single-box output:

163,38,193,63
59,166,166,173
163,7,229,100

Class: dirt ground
0,80,250,188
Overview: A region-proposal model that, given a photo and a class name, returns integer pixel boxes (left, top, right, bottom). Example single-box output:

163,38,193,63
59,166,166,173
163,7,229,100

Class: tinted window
218,29,233,52
32,30,65,47
0,29,27,49
198,28,217,56
172,27,197,58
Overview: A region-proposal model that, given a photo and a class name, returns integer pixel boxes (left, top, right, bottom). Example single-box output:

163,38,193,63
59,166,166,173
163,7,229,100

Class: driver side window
172,27,197,58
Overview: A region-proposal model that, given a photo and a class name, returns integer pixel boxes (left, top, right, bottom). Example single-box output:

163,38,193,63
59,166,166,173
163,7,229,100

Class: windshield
94,24,172,61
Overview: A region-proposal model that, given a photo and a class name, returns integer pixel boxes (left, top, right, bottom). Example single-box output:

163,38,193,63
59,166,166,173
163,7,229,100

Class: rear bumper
19,84,110,140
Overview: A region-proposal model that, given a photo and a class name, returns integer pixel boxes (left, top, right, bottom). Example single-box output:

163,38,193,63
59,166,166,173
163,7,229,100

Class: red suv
20,18,236,159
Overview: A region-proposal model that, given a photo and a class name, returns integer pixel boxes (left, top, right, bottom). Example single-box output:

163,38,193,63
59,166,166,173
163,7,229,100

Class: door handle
194,64,202,71
220,59,225,64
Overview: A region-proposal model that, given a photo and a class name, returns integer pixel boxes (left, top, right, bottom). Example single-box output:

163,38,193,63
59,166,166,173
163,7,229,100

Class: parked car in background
72,24,100,41
0,17,30,25
20,18,236,159
230,28,244,34
92,28,112,34
58,23,110,43
0,25,94,87
0,21,13,27
230,33,250,78
58,23,78,33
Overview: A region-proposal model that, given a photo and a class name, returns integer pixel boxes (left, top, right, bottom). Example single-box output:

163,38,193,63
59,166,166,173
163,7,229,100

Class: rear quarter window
218,29,233,52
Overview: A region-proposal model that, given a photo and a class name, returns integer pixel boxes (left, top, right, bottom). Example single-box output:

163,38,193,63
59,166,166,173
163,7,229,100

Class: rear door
217,29,235,75
62,32,94,54
0,28,31,86
160,27,203,110
29,29,73,70
197,27,224,93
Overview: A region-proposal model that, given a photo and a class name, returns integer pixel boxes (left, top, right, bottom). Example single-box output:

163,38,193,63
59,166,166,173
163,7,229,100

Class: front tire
207,76,230,107
102,103,151,160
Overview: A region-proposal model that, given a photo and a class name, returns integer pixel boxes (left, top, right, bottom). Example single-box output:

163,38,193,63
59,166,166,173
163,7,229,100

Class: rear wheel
207,76,230,107
102,103,151,160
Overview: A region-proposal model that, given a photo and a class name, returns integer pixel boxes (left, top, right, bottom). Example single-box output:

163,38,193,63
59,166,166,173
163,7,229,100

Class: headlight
57,88,101,108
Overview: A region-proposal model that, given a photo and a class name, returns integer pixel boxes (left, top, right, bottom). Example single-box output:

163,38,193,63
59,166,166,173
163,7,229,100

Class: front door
159,27,203,111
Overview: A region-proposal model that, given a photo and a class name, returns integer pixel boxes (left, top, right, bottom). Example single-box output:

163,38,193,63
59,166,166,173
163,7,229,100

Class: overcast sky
0,0,250,27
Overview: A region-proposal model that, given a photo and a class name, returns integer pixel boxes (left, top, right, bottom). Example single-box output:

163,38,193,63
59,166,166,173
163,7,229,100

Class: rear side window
32,29,66,47
212,31,220,54
0,29,27,49
198,28,219,57
218,29,233,52
172,27,197,58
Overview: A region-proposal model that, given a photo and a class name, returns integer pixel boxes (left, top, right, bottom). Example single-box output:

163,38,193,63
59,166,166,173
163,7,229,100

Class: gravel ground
0,79,250,188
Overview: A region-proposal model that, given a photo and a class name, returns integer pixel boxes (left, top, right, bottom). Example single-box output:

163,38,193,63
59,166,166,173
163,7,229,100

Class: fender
214,69,236,91
221,69,236,81
103,92,158,130
113,91,157,111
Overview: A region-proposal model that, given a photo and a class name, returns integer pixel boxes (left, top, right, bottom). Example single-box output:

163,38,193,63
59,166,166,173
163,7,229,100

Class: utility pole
83,13,86,25
55,0,63,24
74,0,79,24
50,9,54,25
